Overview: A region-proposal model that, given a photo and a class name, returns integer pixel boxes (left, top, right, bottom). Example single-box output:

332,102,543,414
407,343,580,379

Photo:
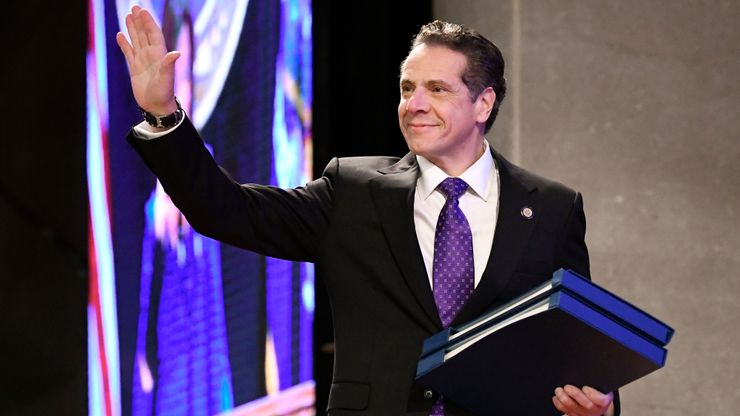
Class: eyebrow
399,79,455,89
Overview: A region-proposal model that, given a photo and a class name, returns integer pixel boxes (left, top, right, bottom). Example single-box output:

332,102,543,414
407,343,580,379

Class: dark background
0,0,430,414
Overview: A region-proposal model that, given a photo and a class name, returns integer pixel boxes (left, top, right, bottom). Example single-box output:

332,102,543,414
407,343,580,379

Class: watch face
117,0,249,129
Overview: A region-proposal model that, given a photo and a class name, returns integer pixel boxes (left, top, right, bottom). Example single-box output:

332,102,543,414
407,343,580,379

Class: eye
400,83,414,97
431,85,447,93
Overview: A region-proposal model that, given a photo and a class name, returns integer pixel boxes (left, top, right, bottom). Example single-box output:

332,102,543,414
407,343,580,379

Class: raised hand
116,5,180,116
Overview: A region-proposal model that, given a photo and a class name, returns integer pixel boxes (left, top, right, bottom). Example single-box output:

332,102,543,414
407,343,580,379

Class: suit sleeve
126,116,334,262
555,191,591,280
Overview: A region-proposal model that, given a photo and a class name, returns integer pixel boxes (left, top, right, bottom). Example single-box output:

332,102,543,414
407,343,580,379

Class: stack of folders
416,268,674,415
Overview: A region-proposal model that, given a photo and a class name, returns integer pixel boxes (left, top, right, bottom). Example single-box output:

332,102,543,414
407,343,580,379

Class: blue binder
415,269,674,415
420,269,673,359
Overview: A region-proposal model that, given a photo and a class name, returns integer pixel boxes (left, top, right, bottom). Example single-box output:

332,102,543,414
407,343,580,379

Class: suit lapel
370,153,443,332
452,150,539,326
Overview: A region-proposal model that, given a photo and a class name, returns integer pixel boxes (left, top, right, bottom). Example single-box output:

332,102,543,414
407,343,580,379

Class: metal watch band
138,97,184,129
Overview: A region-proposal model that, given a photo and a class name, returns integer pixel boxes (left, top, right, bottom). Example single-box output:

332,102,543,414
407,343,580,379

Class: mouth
406,122,439,132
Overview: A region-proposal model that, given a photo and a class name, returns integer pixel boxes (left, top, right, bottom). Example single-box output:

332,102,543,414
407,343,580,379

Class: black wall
1,2,88,415
313,0,433,167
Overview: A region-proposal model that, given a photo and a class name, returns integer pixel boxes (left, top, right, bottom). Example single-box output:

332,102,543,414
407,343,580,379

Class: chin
406,142,439,160
403,136,426,156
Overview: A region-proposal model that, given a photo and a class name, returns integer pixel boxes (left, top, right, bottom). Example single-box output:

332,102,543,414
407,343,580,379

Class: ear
474,87,495,124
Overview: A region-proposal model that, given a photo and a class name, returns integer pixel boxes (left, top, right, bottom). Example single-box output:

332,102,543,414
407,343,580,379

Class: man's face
398,44,492,168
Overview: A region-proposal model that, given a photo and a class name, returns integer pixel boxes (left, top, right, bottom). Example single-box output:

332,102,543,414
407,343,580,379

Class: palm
116,6,179,115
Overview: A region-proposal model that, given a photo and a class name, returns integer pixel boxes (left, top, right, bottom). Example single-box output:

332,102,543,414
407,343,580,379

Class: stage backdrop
86,0,314,415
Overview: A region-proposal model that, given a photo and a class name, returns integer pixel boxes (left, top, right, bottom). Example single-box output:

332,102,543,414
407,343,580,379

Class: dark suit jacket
127,117,619,415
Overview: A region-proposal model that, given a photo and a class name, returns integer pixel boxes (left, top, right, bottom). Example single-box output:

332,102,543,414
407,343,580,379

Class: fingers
124,6,163,50
583,386,613,408
125,13,141,50
552,385,611,416
554,386,588,413
132,7,152,48
552,393,567,414
564,385,595,409
115,32,134,67
119,6,174,74
136,8,167,48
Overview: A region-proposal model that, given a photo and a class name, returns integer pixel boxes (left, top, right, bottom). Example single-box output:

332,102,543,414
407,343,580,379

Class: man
118,5,617,415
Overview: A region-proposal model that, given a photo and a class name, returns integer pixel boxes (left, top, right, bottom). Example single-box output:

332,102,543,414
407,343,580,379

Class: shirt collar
416,140,495,201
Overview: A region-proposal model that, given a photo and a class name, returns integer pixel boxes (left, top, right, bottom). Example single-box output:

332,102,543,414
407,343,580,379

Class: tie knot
438,177,469,200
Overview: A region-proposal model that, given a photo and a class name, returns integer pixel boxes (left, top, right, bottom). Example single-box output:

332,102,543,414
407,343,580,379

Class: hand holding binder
552,385,614,416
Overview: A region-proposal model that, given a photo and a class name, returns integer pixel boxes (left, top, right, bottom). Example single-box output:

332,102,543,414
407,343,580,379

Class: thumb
582,386,612,407
161,51,181,72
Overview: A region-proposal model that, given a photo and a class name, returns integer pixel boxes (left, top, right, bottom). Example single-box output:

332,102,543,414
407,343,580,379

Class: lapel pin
520,206,534,220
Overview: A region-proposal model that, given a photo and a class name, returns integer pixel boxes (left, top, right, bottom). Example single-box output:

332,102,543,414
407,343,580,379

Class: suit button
423,389,434,399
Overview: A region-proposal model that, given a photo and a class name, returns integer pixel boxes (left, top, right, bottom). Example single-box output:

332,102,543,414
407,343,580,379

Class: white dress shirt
133,119,182,139
413,141,500,290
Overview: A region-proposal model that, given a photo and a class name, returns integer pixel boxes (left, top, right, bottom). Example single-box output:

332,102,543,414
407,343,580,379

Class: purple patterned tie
430,177,475,416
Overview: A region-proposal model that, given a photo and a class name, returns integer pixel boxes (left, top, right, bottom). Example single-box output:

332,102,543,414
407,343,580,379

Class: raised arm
115,6,179,124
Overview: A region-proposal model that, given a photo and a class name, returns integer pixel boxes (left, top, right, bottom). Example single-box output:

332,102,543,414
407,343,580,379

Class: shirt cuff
132,116,185,140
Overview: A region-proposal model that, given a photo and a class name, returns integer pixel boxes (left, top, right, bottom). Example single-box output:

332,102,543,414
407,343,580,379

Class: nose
405,89,430,113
